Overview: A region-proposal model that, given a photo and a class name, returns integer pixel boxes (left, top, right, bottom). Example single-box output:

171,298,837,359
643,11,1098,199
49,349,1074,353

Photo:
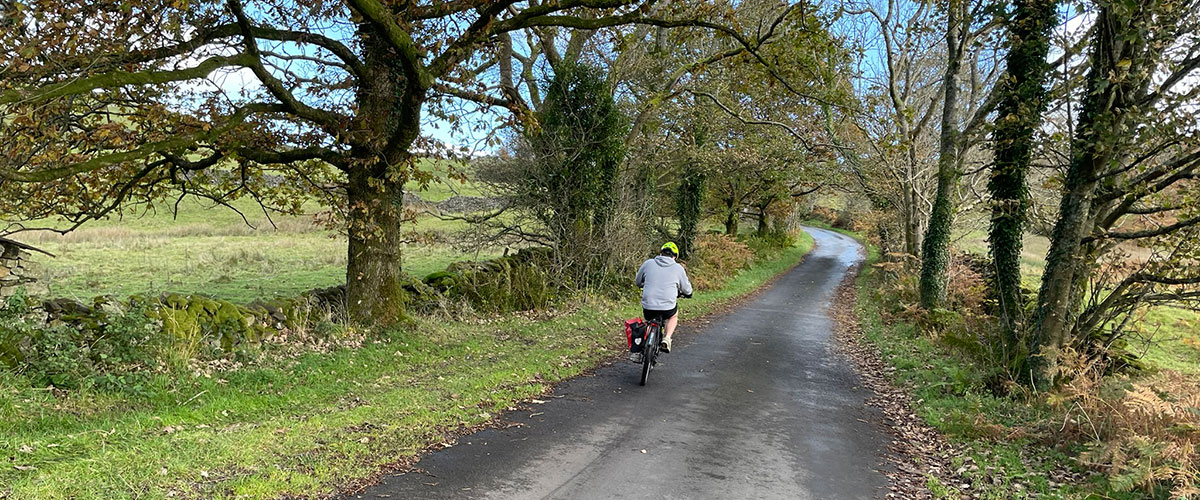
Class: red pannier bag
624,318,646,353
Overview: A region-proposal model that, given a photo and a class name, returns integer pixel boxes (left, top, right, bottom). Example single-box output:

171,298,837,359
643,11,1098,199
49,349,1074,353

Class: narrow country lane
347,227,890,499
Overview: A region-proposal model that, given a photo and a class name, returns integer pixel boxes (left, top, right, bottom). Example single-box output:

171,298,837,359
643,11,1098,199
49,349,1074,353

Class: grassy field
1130,306,1200,374
12,166,493,304
0,234,814,500
953,228,1051,288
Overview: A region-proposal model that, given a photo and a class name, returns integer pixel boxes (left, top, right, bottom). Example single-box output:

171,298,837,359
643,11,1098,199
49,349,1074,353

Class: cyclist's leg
648,306,677,339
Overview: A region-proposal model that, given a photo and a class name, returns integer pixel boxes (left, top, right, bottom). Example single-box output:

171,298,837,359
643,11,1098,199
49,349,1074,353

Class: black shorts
642,306,677,325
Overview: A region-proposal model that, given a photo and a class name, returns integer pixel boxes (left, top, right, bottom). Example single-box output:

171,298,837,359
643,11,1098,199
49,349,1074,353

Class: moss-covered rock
150,294,265,355
400,274,440,313
423,270,458,290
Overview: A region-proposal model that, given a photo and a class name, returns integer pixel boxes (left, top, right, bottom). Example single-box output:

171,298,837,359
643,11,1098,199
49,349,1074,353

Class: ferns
687,234,755,291
1067,372,1200,498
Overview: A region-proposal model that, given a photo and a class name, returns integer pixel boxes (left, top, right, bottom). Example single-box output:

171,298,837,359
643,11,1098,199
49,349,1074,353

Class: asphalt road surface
348,227,889,500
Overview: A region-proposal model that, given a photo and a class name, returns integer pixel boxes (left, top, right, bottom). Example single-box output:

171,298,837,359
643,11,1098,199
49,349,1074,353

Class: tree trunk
903,186,923,256
1030,1,1147,385
343,25,424,326
755,195,777,237
346,167,406,325
1029,166,1101,383
676,167,705,259
724,201,739,236
918,0,965,309
989,0,1057,357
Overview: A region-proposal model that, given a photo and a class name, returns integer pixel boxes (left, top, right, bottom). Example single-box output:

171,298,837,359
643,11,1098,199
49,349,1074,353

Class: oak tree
0,0,708,325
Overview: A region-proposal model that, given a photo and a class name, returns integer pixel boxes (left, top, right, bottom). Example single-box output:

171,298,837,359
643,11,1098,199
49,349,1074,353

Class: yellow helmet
661,242,679,256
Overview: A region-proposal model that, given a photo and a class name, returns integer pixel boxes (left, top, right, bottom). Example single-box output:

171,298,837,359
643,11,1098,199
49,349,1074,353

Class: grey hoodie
635,256,694,310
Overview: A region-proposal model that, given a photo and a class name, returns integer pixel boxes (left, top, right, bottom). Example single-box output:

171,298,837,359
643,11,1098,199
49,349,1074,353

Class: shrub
870,253,921,321
872,252,991,329
21,323,94,388
834,208,855,229
2,292,94,387
1,294,161,389
0,289,35,368
808,206,839,227
687,234,754,291
89,303,161,373
946,254,989,315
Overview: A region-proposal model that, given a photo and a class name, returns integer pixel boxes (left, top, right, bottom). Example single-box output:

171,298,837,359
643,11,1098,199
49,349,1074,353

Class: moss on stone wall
423,248,557,313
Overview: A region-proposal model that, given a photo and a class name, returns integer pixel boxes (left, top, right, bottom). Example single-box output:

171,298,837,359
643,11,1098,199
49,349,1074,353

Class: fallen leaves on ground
830,265,959,499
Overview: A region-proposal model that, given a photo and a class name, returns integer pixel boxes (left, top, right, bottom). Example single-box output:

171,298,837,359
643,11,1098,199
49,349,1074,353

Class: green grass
0,239,813,500
1129,306,1200,375
12,162,496,304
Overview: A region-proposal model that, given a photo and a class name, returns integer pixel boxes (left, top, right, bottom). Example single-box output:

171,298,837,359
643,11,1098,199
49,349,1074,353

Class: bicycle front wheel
640,327,657,386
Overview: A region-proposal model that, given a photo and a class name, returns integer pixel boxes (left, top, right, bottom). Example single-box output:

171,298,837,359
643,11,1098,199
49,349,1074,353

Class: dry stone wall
0,240,36,298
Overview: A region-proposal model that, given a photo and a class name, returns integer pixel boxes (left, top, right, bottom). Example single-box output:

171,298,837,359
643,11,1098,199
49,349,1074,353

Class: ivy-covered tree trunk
989,0,1057,357
918,0,965,309
1030,1,1148,385
676,167,705,259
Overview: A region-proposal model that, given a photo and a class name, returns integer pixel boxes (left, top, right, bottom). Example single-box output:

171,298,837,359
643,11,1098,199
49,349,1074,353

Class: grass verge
0,236,813,500
847,237,1170,499
853,267,1088,498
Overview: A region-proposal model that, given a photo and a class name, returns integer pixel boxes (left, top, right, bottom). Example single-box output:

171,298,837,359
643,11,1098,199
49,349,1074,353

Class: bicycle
637,320,662,386
635,293,690,387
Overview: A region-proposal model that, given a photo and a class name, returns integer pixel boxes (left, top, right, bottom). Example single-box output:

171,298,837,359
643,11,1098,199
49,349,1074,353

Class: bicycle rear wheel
640,326,658,386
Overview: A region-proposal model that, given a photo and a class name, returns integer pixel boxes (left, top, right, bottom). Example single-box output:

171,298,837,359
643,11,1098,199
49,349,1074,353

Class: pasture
16,172,495,304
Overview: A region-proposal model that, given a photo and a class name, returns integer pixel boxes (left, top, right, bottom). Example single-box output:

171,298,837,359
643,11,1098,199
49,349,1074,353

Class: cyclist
634,242,693,353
